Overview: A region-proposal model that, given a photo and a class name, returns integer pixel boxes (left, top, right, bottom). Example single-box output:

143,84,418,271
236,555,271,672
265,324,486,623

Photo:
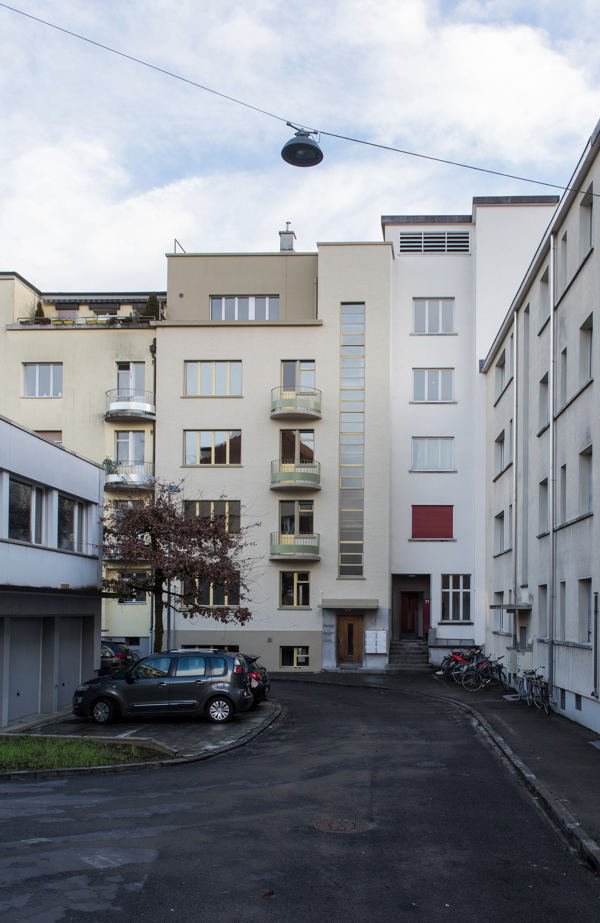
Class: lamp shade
281,131,323,167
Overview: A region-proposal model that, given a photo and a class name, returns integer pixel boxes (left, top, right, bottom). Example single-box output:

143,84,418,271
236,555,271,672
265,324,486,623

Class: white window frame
184,360,242,396
412,298,455,335
412,368,454,402
23,362,63,398
441,574,471,622
210,295,279,321
411,437,455,471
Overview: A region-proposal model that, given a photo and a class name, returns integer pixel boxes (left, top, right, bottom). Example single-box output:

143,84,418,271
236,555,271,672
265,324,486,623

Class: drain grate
313,818,372,834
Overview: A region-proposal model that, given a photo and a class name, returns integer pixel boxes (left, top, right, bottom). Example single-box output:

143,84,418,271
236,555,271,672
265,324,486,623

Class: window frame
440,574,471,622
183,430,242,466
412,298,455,335
411,437,455,472
411,505,453,540
184,360,242,397
412,368,454,403
280,571,310,607
210,295,280,321
23,362,63,398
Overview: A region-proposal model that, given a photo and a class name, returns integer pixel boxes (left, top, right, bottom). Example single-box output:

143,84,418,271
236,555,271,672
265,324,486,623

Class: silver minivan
73,650,254,724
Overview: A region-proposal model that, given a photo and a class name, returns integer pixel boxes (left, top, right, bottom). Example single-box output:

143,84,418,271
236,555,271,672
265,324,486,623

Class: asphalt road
1,681,600,922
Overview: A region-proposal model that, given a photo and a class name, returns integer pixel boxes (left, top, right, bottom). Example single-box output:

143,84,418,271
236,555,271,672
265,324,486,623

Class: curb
274,675,600,875
0,702,281,781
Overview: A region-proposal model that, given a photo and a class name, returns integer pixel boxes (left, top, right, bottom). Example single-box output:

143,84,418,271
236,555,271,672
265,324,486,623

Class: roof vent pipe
279,222,296,252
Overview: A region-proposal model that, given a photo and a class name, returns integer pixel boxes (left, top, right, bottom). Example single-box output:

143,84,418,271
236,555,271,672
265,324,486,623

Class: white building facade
382,197,558,664
483,121,600,733
0,416,103,726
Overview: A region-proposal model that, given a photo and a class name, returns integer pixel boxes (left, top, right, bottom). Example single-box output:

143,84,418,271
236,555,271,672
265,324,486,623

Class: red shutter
412,506,453,539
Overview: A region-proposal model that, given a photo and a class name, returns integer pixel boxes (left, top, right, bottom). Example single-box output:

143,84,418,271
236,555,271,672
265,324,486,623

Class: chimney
279,222,296,252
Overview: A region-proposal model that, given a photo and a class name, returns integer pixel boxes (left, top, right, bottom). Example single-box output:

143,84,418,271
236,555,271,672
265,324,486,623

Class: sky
1,0,600,291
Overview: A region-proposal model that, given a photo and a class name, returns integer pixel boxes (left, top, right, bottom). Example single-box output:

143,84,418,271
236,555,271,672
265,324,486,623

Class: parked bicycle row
437,647,551,713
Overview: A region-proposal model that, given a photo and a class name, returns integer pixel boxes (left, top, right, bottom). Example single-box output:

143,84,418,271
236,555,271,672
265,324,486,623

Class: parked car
74,649,254,724
100,640,137,674
243,654,270,706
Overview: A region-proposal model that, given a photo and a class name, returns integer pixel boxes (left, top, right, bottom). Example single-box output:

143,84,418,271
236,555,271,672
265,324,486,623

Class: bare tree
102,484,255,652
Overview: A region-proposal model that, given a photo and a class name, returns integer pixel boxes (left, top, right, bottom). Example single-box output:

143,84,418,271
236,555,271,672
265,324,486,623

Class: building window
184,499,241,533
399,231,469,253
494,430,505,475
281,429,314,464
412,368,454,402
579,446,592,515
559,464,567,524
578,578,592,643
280,571,310,607
23,362,63,398
494,512,505,554
580,183,593,259
338,303,365,576
188,577,240,607
538,478,549,533
559,231,568,291
579,314,593,385
184,430,241,465
8,478,44,544
184,360,242,396
117,361,145,398
210,295,280,321
413,298,455,334
113,499,143,524
441,574,471,621
279,500,313,535
58,493,85,552
411,505,453,539
538,585,548,637
280,646,310,667
411,437,454,471
116,431,145,466
118,572,147,604
538,373,549,430
560,347,568,406
495,351,506,397
281,359,315,391
494,591,505,632
35,430,63,445
558,581,566,640
539,266,550,328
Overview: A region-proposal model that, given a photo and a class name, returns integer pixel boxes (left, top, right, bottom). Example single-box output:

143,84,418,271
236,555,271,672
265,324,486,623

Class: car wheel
206,697,234,723
91,697,118,725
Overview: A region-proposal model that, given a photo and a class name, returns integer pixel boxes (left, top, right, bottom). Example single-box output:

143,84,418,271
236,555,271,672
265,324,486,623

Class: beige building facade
155,236,393,672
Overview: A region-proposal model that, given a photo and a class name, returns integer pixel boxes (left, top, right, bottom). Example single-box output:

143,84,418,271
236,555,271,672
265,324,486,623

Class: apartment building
0,416,103,726
0,273,161,655
483,120,600,733
154,232,393,672
382,197,558,664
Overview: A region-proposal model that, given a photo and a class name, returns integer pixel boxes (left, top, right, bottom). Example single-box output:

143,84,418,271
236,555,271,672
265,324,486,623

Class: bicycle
531,673,551,715
461,655,510,692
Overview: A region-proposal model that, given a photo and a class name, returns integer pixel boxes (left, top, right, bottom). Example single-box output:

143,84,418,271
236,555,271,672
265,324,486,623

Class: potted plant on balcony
34,300,50,324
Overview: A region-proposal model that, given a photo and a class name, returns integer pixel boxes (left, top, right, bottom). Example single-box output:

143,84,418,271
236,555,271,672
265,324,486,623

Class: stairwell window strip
338,303,365,577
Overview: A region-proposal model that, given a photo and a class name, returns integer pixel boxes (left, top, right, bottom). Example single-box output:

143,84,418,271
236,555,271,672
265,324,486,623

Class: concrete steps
386,641,431,672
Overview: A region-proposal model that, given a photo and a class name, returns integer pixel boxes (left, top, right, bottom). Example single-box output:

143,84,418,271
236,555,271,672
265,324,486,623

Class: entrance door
400,593,420,638
337,614,364,665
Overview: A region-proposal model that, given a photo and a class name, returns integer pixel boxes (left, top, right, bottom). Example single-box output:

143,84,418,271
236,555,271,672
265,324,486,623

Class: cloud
1,0,599,289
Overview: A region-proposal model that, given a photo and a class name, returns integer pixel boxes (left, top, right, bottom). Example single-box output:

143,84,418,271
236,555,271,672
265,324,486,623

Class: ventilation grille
399,231,470,253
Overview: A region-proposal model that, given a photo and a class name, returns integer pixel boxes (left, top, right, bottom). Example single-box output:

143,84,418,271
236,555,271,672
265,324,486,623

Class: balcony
105,389,156,421
270,460,321,490
103,461,154,489
270,386,322,419
269,532,320,560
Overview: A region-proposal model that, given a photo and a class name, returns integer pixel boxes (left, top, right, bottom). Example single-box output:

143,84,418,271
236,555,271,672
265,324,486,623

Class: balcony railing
270,460,321,490
103,460,154,488
16,315,153,328
269,532,320,559
105,389,156,420
270,386,322,419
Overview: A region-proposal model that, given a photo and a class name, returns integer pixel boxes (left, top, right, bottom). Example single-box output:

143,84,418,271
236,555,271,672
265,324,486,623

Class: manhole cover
313,818,372,834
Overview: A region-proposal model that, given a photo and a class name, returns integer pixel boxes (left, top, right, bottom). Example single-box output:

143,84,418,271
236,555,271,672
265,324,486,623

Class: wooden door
400,593,419,637
337,615,364,664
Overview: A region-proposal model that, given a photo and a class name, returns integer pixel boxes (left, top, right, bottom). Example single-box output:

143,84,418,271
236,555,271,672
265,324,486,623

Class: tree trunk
153,570,165,652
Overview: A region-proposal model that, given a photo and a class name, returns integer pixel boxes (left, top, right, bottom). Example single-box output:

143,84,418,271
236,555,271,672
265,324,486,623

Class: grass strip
0,735,164,770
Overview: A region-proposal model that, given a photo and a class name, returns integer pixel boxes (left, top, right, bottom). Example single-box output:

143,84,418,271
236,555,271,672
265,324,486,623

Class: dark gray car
73,650,254,724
